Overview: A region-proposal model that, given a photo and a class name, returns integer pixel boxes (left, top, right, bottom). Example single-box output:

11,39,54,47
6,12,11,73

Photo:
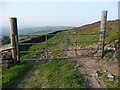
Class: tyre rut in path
66,46,106,88
76,58,106,88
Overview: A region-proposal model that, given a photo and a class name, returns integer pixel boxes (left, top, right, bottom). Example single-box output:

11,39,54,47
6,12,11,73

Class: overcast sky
0,1,119,27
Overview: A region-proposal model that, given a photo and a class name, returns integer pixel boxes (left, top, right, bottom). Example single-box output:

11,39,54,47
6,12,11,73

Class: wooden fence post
10,17,19,63
98,10,107,58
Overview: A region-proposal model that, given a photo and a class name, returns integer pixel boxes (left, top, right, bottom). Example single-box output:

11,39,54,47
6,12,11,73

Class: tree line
1,36,10,45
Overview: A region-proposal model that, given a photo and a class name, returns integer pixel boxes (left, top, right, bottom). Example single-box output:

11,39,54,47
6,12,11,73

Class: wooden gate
3,10,107,63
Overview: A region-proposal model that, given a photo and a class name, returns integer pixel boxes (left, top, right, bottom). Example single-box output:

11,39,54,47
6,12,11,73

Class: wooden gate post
10,17,19,63
99,10,107,58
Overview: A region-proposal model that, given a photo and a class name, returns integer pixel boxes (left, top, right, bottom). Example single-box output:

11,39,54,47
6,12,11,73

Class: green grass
2,60,86,88
21,60,86,88
104,53,114,59
20,42,46,60
104,49,115,60
105,31,118,45
2,62,32,88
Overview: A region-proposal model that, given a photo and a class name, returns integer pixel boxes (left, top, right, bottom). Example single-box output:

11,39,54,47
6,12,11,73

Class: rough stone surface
1,50,12,68
107,74,114,81
2,51,12,60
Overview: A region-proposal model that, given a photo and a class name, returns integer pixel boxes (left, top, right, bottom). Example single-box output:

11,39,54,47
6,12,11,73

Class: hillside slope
19,19,119,88
20,19,118,60
2,19,119,88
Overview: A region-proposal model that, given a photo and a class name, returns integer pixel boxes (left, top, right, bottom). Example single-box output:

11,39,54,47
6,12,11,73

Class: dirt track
67,45,118,88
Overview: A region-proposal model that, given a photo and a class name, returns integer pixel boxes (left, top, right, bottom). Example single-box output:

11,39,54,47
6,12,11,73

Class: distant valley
0,26,73,40
0,26,73,45
1,26,73,36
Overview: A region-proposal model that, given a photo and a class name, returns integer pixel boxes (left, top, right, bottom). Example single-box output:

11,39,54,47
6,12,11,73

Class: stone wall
1,50,12,68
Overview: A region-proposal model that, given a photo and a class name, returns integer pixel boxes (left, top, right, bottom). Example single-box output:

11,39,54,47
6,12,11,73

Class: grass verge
19,60,86,88
2,62,32,88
